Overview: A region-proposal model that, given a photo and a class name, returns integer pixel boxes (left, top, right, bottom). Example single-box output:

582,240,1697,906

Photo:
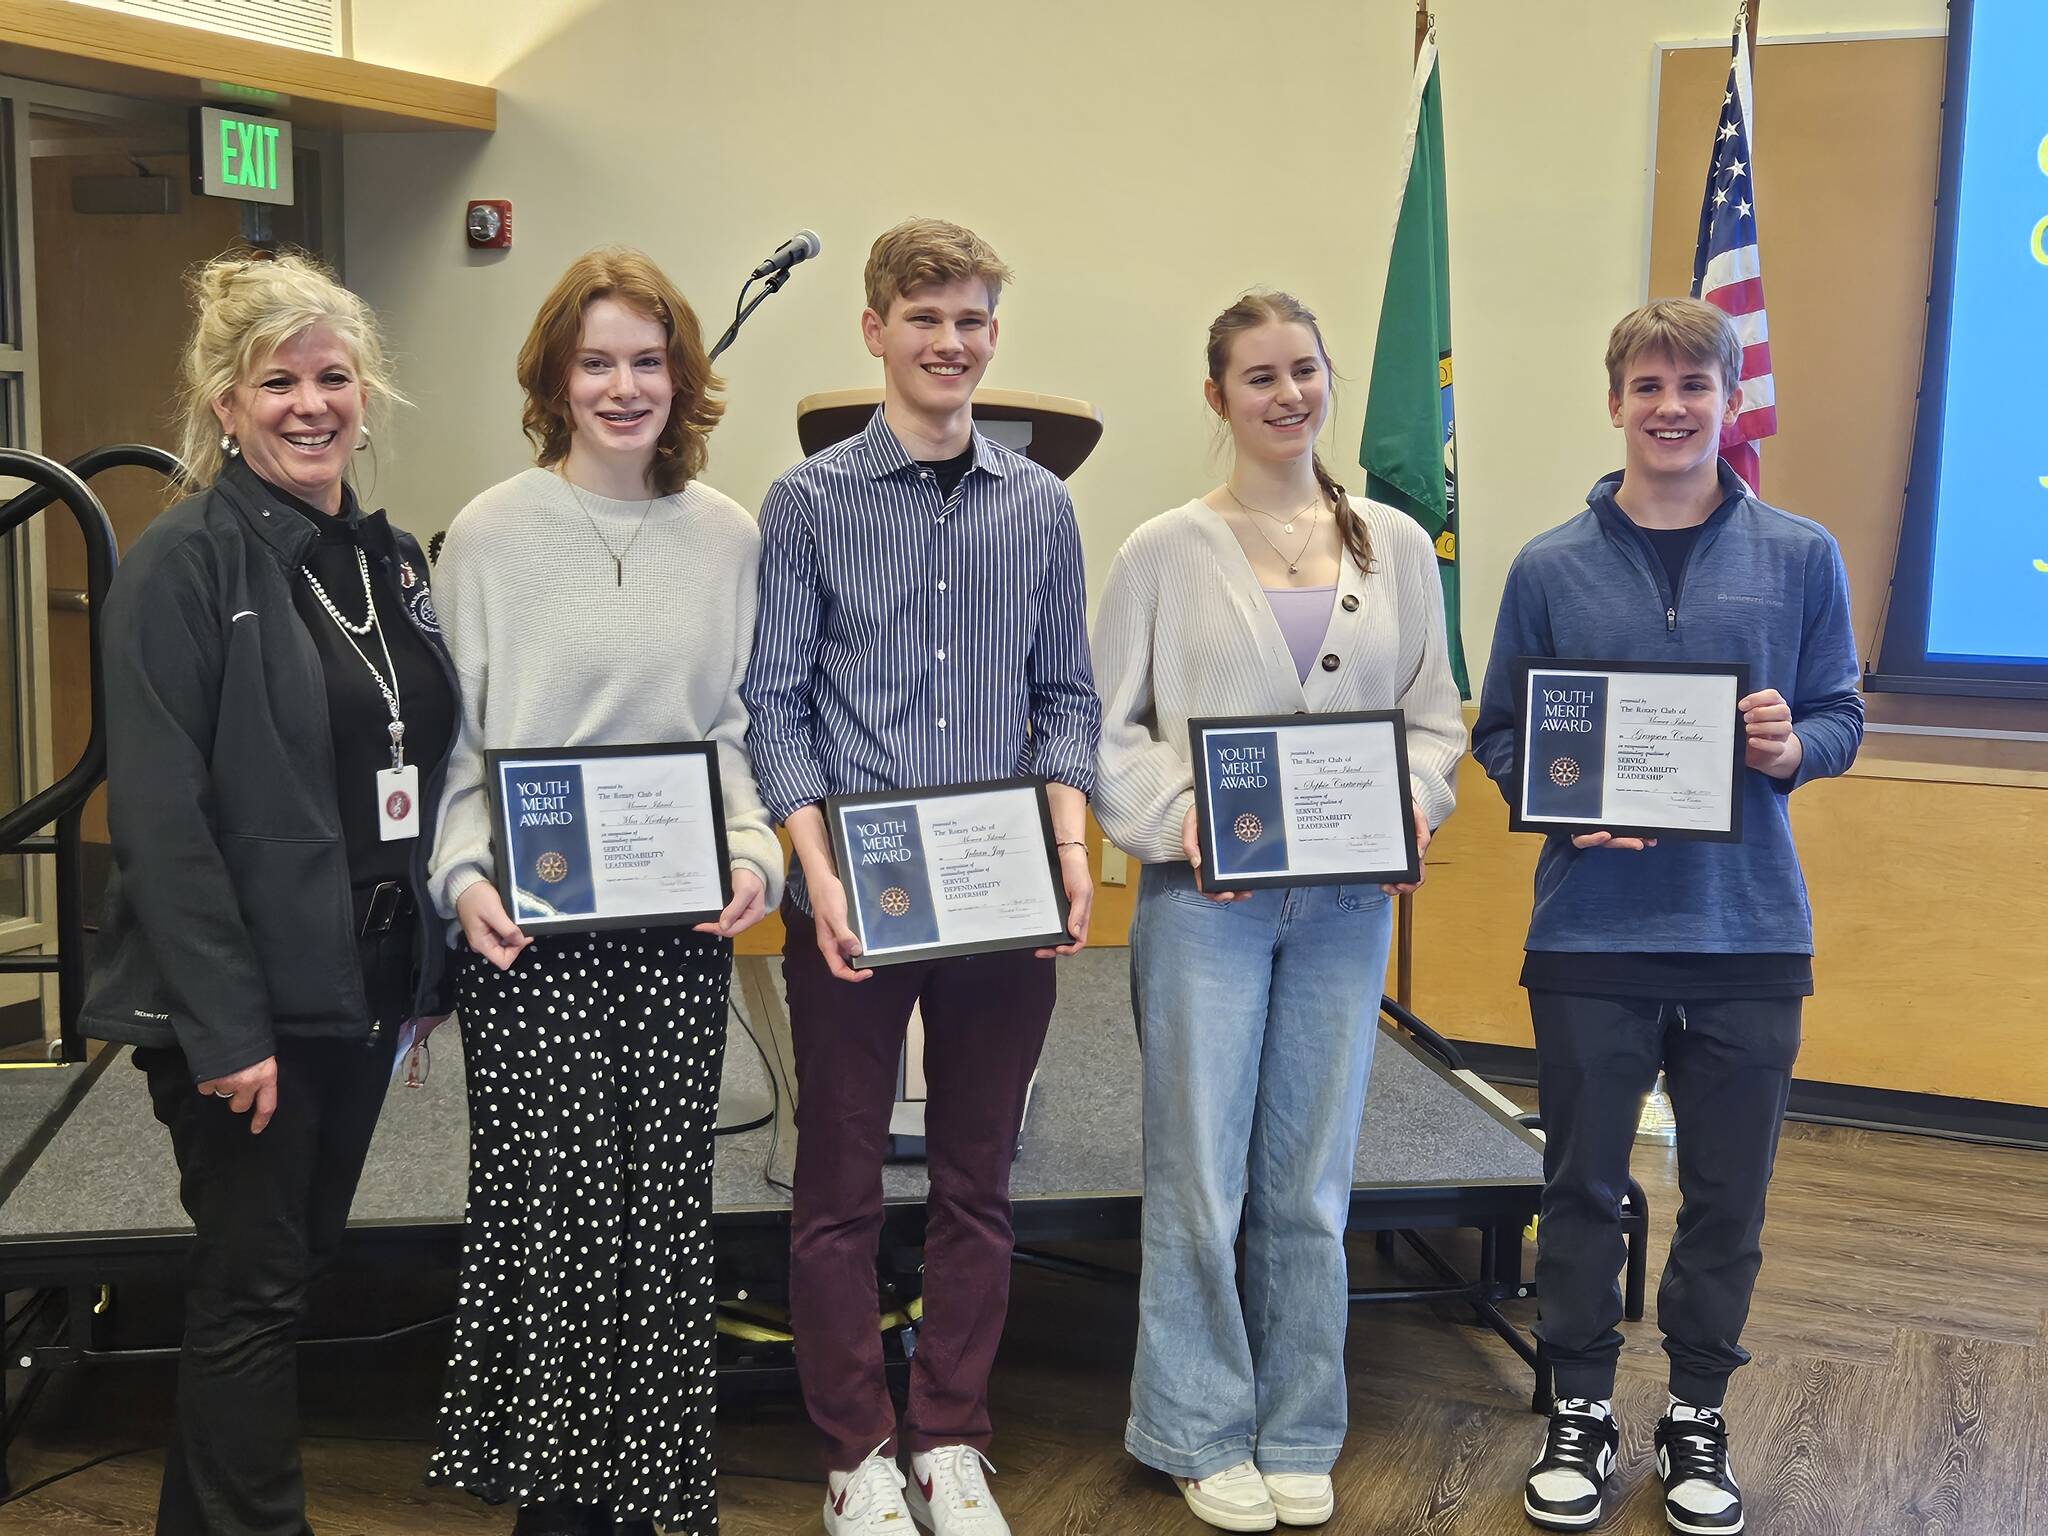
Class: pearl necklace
302,545,407,768
303,548,375,635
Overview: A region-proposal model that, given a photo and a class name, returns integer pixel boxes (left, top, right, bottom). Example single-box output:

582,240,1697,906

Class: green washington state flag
1361,34,1468,698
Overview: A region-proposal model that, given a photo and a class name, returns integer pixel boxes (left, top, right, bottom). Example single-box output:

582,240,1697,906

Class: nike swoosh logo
231,610,257,622
832,1487,850,1515
917,1473,933,1500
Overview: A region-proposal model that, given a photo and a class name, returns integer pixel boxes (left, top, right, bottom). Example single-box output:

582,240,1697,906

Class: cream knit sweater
427,468,783,917
1091,495,1466,864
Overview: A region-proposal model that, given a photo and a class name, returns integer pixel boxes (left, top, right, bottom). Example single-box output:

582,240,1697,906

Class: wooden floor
5,1102,2046,1534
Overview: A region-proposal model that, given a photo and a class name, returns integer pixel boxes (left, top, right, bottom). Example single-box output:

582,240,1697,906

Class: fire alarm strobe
466,199,512,249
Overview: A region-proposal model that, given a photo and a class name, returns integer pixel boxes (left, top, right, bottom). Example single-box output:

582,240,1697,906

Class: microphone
750,229,822,280
711,232,818,362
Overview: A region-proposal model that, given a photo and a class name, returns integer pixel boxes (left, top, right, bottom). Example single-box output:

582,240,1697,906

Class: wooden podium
794,387,1103,480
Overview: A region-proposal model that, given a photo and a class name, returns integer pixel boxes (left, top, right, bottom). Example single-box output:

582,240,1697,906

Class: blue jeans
1124,862,1394,1479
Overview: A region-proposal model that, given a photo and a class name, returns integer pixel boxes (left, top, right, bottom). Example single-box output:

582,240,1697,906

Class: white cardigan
1091,495,1466,864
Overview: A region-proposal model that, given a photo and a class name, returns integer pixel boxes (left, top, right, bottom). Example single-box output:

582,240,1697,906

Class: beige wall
341,0,1947,650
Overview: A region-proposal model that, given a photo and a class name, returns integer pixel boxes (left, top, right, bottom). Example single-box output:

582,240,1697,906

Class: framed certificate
825,777,1070,967
1187,712,1420,892
1509,659,1750,841
486,742,731,934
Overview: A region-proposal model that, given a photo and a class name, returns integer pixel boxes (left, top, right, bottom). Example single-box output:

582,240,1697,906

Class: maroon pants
782,899,1055,1471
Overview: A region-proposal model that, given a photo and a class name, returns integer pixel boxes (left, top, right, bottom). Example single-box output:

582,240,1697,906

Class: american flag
1690,19,1776,491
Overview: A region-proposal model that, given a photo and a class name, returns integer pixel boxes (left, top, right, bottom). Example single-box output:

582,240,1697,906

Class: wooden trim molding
0,0,494,132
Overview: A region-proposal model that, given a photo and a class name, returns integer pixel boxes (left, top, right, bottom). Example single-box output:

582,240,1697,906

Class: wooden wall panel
1404,735,2048,1107
1792,773,2047,1099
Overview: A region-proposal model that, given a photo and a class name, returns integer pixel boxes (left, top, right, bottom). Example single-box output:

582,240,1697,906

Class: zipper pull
1666,606,1677,633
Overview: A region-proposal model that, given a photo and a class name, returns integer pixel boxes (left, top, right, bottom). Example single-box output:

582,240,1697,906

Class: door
28,93,243,900
0,77,342,1052
0,88,60,1049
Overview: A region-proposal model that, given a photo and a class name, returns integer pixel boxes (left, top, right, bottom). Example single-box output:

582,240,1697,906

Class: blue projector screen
1873,0,2048,696
1924,1,2048,660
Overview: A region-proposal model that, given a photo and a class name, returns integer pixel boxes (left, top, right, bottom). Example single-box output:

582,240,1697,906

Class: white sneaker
1175,1460,1278,1532
906,1444,1011,1534
826,1443,916,1534
1260,1471,1335,1526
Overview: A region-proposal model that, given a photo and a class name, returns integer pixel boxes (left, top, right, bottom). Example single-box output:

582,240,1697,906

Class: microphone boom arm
708,265,790,364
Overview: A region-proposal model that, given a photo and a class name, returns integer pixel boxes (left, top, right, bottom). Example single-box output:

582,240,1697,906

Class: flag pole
1396,0,1431,1013
1742,0,1762,144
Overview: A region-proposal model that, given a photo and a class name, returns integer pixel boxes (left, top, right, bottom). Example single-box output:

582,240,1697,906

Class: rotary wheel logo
1232,813,1263,844
384,789,412,821
1548,757,1581,788
879,887,912,917
535,851,570,884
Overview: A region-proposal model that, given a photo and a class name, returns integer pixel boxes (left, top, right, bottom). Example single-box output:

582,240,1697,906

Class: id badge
377,765,421,841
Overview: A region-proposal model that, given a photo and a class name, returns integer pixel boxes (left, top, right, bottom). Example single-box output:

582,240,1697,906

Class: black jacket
81,461,460,1081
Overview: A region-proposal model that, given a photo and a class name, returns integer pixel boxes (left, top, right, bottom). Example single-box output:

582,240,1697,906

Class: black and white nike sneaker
1523,1398,1621,1530
1655,1404,1744,1533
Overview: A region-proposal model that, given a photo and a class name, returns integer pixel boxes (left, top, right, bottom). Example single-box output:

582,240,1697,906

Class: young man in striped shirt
742,218,1100,1536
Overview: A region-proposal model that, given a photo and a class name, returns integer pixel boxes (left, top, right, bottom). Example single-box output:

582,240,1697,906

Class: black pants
1529,991,1801,1406
134,1034,394,1536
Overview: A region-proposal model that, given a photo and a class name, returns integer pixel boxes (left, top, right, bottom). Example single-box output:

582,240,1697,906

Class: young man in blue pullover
1472,298,1863,1536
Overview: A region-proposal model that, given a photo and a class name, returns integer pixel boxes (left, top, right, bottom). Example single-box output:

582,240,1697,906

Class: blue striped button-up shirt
743,408,1100,911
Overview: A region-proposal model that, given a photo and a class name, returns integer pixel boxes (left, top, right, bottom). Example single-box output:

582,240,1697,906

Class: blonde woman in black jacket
80,252,458,1536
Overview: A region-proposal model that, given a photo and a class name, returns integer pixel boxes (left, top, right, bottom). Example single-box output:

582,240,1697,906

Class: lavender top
1263,584,1336,681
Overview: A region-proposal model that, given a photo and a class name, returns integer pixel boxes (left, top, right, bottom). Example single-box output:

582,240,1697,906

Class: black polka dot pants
429,928,728,1533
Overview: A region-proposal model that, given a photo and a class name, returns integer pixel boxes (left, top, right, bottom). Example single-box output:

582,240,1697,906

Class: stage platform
0,948,1556,1487
0,1064,97,1211
0,950,1540,1262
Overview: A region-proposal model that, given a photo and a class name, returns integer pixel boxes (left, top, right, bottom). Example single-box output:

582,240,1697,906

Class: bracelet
1054,839,1087,851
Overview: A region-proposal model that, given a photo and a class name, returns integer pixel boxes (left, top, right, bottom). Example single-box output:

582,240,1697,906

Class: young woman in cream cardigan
1092,291,1465,1533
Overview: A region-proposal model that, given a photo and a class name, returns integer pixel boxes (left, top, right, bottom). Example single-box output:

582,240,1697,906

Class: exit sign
191,107,295,206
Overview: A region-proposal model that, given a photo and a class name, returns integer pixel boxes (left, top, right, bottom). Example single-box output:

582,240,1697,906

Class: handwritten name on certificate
1606,676,1735,831
1273,731,1407,875
586,755,723,912
919,790,1062,946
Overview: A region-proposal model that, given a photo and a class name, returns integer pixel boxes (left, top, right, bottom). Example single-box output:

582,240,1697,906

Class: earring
219,433,240,457
355,427,372,453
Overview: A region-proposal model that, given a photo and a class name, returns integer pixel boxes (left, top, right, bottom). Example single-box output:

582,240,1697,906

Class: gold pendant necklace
1239,502,1321,577
1226,485,1322,537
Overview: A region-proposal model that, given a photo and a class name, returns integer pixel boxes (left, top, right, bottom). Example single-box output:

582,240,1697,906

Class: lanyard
302,546,407,769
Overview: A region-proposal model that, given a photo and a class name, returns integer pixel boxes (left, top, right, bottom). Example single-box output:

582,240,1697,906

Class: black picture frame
1186,711,1421,893
485,740,731,935
825,776,1070,969
1508,658,1750,843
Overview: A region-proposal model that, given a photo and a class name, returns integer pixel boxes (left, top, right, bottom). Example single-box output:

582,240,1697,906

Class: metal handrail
0,445,186,1060
1379,993,1467,1073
